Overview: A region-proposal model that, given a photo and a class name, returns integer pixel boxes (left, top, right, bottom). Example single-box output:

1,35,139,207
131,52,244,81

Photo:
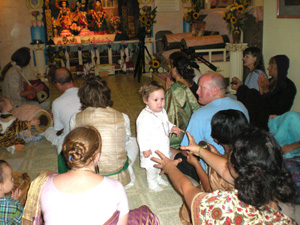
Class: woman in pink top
41,126,129,225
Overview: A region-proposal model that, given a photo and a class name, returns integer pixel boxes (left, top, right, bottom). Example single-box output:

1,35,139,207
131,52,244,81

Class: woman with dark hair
69,76,138,189
178,109,249,185
231,47,266,91
258,55,297,115
232,54,297,130
152,127,297,224
1,47,50,110
179,109,249,224
165,55,200,149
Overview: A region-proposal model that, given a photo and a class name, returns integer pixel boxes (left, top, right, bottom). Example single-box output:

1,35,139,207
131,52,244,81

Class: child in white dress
137,81,181,192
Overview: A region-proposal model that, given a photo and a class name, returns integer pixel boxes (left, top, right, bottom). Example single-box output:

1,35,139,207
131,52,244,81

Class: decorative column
31,43,46,75
225,43,248,88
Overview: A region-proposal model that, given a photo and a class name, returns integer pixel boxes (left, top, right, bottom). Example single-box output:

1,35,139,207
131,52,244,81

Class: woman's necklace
145,108,169,137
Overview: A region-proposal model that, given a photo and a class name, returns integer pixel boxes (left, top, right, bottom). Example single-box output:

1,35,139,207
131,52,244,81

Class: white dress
137,105,174,168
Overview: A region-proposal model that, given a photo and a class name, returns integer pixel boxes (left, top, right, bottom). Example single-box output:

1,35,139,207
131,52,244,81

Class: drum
24,79,50,103
12,105,52,133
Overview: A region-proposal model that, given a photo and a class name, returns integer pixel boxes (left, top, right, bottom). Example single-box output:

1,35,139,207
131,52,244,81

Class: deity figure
89,0,108,31
77,0,89,29
55,0,72,30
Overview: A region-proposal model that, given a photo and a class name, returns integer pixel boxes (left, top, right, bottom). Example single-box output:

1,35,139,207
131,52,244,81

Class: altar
45,39,140,73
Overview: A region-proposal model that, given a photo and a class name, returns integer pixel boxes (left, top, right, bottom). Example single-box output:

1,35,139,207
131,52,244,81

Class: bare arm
20,83,44,97
151,151,200,210
180,132,234,185
117,213,128,225
282,141,300,154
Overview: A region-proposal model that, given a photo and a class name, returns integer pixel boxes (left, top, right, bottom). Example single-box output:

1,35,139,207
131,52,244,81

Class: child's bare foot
15,144,24,151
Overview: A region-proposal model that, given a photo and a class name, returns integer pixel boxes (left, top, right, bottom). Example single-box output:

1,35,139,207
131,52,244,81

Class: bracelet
198,145,207,158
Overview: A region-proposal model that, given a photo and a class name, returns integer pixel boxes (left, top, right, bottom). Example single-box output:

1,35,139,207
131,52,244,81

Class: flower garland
223,0,249,32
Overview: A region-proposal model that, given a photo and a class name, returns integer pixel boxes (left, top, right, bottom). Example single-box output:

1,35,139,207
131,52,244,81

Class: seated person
44,68,81,173
187,109,249,192
167,51,201,86
165,55,200,149
232,55,297,130
0,160,23,224
0,97,40,153
41,126,129,224
70,77,138,188
29,126,159,225
177,73,249,181
259,55,297,115
1,47,51,111
179,109,249,224
268,111,300,159
152,127,297,224
231,47,266,91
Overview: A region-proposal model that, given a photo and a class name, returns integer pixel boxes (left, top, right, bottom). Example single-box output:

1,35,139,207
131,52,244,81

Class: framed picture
217,0,234,8
277,0,300,18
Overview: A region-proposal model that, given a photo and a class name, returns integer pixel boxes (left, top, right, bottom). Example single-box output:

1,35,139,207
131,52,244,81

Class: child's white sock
157,176,169,186
6,146,15,154
146,167,163,192
148,182,163,192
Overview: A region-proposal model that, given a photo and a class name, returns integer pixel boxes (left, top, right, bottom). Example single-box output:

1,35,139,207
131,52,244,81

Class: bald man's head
196,72,227,105
54,68,73,85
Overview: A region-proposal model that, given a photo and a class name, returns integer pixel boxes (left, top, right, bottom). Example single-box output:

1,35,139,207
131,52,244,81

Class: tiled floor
0,73,184,225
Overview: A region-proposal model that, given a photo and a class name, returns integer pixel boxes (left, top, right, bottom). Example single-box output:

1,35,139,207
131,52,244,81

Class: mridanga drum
12,105,51,134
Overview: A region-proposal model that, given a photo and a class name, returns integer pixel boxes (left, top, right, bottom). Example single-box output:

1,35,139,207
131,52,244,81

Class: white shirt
136,106,174,168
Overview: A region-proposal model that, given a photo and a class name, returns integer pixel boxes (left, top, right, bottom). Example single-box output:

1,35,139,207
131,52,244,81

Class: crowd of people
0,46,299,224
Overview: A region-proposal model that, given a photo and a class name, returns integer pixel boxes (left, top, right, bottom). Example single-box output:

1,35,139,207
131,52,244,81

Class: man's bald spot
202,72,226,92
54,67,73,84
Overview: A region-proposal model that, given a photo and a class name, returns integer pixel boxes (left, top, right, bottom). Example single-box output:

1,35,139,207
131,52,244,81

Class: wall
0,0,33,69
263,1,300,112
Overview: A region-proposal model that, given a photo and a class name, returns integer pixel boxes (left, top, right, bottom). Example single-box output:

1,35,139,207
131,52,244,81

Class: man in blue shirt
175,73,249,181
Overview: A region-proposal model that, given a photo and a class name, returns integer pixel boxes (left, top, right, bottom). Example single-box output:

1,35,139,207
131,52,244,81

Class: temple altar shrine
35,0,145,75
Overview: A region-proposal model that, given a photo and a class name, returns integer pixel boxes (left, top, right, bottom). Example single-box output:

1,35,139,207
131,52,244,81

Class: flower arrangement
183,8,200,25
183,0,203,25
223,0,249,32
139,6,157,29
149,56,160,72
110,15,120,25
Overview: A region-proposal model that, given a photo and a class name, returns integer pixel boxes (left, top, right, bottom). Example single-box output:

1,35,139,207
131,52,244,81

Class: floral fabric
191,189,297,225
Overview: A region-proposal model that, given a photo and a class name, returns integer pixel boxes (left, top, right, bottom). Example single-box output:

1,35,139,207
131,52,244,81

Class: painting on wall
217,0,234,8
277,0,300,18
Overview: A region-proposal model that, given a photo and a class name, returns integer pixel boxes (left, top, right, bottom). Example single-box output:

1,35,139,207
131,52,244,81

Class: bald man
45,68,81,172
178,73,249,180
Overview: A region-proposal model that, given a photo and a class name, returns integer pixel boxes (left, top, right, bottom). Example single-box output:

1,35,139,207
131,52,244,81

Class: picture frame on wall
277,0,300,18
217,0,234,8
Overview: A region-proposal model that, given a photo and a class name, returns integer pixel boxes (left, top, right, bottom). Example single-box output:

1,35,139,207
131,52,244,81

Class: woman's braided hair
63,126,102,169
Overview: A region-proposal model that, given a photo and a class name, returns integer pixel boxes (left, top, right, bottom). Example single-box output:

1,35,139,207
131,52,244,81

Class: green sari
165,81,200,149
